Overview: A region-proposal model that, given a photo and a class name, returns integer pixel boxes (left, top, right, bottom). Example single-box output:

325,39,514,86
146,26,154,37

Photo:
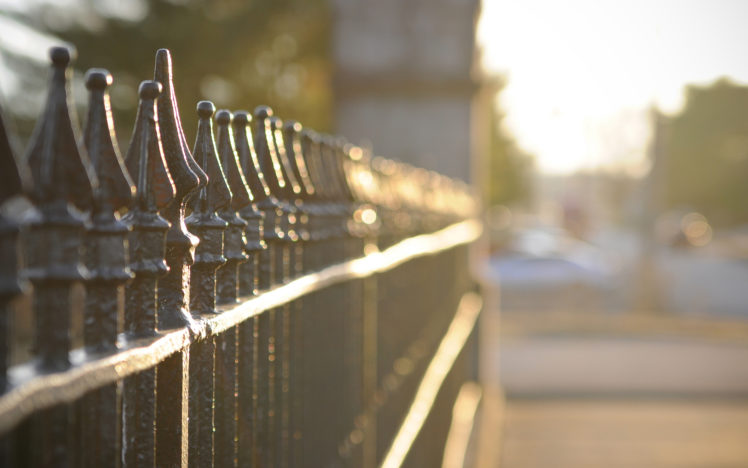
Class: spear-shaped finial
253,106,286,197
298,128,333,270
78,67,135,467
185,101,230,467
269,116,301,200
121,81,174,468
27,46,96,210
215,109,250,304
249,106,286,290
154,48,206,330
25,46,96,371
283,120,315,199
300,129,328,201
82,68,134,353
232,111,267,297
123,80,174,337
186,101,230,317
0,103,27,391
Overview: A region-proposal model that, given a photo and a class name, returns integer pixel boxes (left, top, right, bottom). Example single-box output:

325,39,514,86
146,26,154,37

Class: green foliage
486,101,533,207
27,0,332,145
663,78,748,226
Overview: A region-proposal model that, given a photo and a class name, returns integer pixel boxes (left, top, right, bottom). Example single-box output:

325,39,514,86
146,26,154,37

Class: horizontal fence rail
0,46,481,468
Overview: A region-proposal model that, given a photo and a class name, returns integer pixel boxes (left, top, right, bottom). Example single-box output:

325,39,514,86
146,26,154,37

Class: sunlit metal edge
379,292,483,468
441,381,483,468
0,219,482,434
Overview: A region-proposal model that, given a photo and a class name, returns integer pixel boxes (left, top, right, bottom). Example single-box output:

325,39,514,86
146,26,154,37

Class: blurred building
331,0,488,183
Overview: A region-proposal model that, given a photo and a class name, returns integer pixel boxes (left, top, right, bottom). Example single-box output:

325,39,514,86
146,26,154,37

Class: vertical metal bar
214,109,253,467
215,327,238,467
22,47,95,468
0,99,26,395
156,351,189,467
232,111,267,300
186,100,232,468
236,317,256,467
122,79,176,468
188,338,216,468
78,68,133,468
0,102,26,468
123,369,156,467
232,109,269,467
149,49,201,468
154,49,204,332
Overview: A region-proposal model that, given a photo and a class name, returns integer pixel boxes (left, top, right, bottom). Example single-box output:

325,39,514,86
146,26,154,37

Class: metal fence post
0,103,27,467
0,104,26,395
151,48,200,467
154,49,206,331
79,68,134,468
23,47,95,468
214,109,253,467
232,110,268,467
122,79,175,468
186,100,232,468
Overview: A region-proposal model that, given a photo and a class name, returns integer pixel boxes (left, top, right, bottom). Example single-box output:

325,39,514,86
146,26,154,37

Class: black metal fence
0,46,481,467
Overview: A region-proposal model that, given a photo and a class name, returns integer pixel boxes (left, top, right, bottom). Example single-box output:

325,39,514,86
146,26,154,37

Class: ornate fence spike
269,116,302,201
27,46,97,211
25,46,96,371
316,135,349,260
154,48,206,330
299,129,334,269
252,106,286,290
123,80,174,337
186,101,230,316
82,68,135,353
268,116,300,281
281,120,313,275
215,109,250,304
283,120,315,199
232,111,267,297
0,104,27,391
301,129,329,202
121,80,174,467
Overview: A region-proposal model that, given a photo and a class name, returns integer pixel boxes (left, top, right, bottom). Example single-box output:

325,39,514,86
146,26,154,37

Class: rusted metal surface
0,44,480,468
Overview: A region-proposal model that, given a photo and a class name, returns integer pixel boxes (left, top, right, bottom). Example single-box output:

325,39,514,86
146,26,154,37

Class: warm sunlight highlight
477,0,748,174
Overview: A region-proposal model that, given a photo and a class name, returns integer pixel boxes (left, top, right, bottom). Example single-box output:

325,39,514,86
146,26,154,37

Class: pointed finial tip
301,128,318,142
233,111,251,125
156,48,171,59
85,68,113,90
50,46,73,67
215,109,232,125
197,101,215,119
139,80,163,100
283,120,302,133
268,115,283,129
154,48,172,73
253,105,273,119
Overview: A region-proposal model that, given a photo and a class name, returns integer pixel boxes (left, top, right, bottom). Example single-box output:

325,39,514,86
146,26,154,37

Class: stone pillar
332,0,483,182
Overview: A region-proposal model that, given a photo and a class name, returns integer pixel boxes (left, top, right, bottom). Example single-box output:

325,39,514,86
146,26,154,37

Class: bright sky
477,0,748,175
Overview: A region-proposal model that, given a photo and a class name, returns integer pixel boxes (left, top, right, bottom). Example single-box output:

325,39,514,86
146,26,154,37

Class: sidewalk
473,302,748,467
500,398,748,468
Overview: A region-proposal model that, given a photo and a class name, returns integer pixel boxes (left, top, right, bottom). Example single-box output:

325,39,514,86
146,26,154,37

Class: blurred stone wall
331,0,483,182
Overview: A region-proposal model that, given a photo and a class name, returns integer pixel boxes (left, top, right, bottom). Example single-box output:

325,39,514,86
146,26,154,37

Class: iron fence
0,46,481,467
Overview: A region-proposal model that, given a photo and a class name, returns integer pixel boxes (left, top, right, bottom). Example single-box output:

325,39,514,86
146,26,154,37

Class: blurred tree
486,99,533,207
4,0,332,146
663,78,748,226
